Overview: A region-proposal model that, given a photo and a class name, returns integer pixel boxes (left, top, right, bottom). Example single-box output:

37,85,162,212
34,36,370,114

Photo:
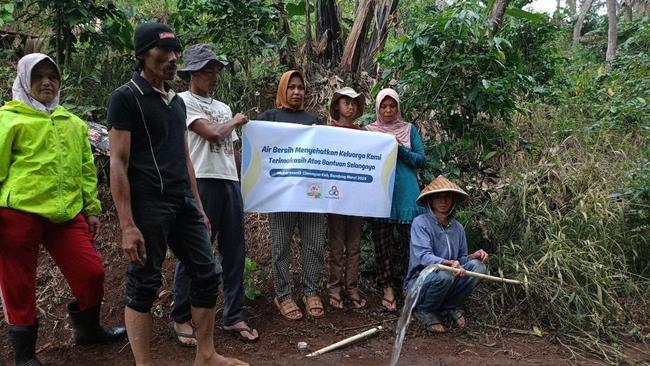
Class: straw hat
329,87,365,121
416,175,469,206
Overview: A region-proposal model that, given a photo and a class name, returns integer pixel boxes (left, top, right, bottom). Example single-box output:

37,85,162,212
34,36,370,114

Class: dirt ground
1,192,648,366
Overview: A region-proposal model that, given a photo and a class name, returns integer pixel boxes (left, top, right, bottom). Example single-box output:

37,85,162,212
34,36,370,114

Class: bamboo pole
305,326,383,357
436,264,526,285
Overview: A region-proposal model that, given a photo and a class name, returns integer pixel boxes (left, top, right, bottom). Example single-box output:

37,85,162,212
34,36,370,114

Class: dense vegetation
1,0,648,362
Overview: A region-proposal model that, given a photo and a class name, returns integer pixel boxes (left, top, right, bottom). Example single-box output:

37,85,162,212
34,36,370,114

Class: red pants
0,208,105,326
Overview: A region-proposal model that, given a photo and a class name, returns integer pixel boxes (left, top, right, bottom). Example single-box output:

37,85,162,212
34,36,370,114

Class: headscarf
366,88,411,148
12,53,61,113
275,70,304,110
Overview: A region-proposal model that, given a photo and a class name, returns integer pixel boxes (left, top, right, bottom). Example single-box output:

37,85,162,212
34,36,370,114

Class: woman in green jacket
0,53,125,366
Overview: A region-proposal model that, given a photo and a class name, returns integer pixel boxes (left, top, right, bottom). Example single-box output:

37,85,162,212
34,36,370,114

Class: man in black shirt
107,22,247,366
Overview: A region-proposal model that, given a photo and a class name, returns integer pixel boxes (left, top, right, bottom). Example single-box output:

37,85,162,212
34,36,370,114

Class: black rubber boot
8,324,45,366
67,302,127,345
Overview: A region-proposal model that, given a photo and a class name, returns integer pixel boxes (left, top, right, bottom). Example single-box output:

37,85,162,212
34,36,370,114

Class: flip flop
329,293,344,310
447,309,466,328
382,297,398,312
223,323,260,343
414,311,446,333
168,321,197,348
348,290,368,310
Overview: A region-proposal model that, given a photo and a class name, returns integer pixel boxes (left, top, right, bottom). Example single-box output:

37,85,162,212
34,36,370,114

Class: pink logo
159,32,176,39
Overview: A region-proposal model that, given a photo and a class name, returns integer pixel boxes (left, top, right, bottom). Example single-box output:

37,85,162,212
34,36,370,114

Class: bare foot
193,351,249,366
173,321,197,347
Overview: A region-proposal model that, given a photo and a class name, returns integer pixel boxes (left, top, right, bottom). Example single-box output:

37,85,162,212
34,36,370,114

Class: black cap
134,22,182,56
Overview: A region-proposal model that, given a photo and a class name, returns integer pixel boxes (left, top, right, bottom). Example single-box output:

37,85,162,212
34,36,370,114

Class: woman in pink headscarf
366,88,426,312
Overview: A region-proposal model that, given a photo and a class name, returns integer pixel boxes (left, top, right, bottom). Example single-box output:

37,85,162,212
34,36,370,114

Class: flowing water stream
388,263,440,366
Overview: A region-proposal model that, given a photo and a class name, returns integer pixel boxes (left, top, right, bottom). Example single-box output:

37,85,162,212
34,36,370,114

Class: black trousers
172,179,245,326
125,194,221,313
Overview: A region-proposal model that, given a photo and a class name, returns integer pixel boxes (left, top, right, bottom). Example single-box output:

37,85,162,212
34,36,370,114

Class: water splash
389,264,440,366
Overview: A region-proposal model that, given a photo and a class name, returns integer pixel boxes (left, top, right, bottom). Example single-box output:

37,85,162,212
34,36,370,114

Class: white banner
241,120,397,217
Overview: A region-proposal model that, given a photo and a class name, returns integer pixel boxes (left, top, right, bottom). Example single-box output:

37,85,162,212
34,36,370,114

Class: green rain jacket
0,100,101,223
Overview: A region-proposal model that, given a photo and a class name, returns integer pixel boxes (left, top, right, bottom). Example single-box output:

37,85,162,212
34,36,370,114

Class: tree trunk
622,1,632,20
362,0,399,76
340,0,375,75
605,0,617,64
572,0,594,46
488,0,511,35
315,0,343,67
55,3,63,68
275,0,295,67
305,0,314,59
567,0,577,16
556,0,561,13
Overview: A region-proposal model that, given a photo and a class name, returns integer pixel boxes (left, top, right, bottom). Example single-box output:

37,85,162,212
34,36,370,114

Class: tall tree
572,0,594,46
363,0,399,75
621,0,632,20
488,0,511,34
315,0,343,66
567,0,577,16
305,0,314,59
605,0,617,64
340,0,375,75
274,0,295,67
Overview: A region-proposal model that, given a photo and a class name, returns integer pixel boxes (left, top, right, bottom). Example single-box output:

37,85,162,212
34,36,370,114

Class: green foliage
480,118,649,360
243,257,266,300
0,2,14,26
377,1,561,182
15,1,131,68
378,1,533,130
0,62,14,105
172,0,280,66
558,20,650,131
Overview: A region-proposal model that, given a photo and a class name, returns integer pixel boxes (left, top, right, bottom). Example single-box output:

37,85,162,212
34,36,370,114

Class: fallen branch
436,264,526,285
306,326,383,357
478,322,543,337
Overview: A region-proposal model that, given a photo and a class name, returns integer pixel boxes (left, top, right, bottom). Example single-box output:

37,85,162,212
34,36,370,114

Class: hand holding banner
241,120,397,217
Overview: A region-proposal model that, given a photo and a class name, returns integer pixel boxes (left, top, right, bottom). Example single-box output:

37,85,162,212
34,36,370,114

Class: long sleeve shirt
404,211,468,290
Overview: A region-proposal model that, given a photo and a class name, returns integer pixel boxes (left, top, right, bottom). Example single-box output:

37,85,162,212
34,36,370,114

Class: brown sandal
274,297,303,321
302,295,325,318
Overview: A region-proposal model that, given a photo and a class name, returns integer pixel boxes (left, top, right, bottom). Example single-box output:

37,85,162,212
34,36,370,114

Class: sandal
274,297,303,321
223,322,260,343
329,292,344,310
414,312,446,333
302,295,325,318
429,323,446,333
168,321,197,348
381,297,398,312
348,289,367,310
447,309,466,329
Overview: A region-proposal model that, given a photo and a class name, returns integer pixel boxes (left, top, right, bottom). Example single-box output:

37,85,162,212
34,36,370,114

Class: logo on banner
307,183,322,199
327,185,340,199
